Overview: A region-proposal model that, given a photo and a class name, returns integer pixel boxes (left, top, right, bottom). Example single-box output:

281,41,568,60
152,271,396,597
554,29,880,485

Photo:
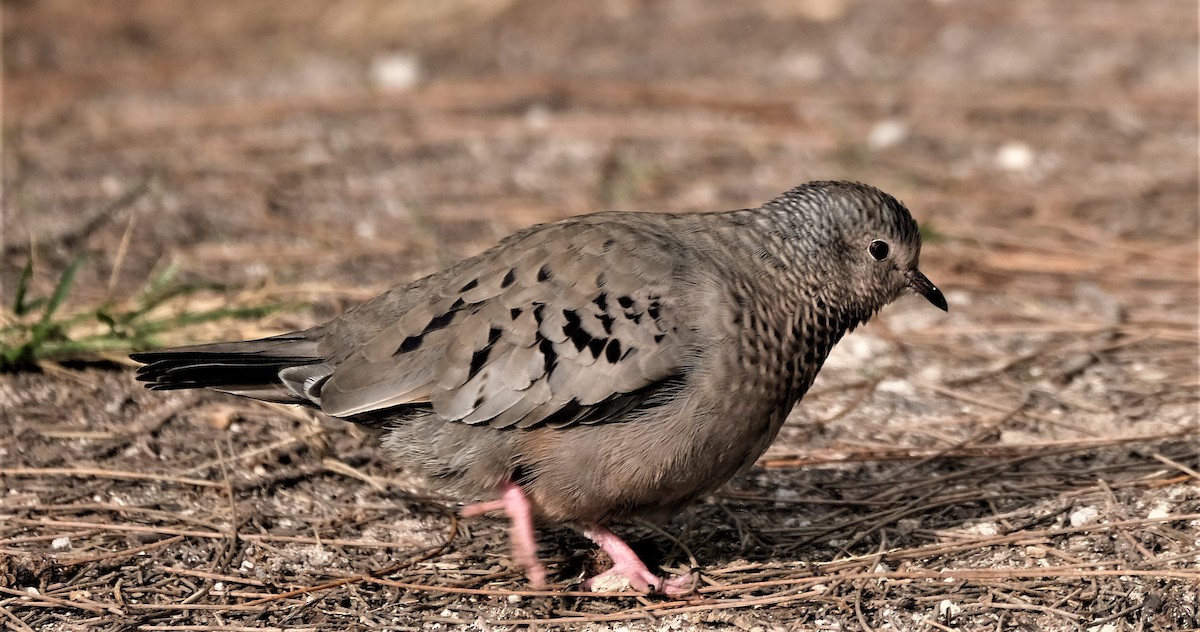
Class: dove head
766,181,947,320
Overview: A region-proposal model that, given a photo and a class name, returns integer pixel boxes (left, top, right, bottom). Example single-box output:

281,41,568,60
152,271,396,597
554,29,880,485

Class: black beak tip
927,287,948,312
909,271,948,312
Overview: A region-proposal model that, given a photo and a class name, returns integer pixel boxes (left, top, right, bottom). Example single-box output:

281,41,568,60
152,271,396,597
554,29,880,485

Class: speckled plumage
133,180,946,592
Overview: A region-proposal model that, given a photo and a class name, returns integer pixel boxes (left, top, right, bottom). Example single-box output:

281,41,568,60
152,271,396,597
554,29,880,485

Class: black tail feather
131,333,323,398
133,354,324,390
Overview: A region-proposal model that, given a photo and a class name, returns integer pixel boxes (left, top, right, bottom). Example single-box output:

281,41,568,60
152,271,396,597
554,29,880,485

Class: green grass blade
39,255,88,325
12,259,34,315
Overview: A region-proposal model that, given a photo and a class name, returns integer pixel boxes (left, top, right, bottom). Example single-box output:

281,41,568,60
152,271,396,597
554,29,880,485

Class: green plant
2,256,287,371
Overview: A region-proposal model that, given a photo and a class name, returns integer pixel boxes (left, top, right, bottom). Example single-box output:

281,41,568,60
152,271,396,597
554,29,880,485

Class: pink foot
580,525,697,596
461,483,547,587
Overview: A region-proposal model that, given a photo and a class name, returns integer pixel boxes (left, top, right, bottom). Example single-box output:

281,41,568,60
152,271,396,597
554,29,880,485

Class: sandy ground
2,1,1198,630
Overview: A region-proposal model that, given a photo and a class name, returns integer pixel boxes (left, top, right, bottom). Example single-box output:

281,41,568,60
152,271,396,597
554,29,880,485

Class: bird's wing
316,215,697,429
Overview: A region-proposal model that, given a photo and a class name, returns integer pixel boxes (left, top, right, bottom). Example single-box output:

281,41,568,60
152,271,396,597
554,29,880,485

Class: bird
132,180,947,595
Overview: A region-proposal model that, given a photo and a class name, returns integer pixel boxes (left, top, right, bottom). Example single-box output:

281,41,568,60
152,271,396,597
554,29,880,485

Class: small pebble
868,120,908,150
938,599,961,621
995,142,1035,172
371,53,421,93
970,522,998,536
876,378,916,397
1069,506,1101,527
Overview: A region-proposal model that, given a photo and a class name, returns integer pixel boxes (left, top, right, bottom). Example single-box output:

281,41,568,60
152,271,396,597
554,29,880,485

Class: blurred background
6,1,1194,306
2,1,1197,629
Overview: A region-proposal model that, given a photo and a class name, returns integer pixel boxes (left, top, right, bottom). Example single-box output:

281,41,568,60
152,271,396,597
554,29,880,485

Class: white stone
1069,506,1101,527
995,142,1035,172
868,120,908,150
51,537,71,550
587,572,632,593
944,289,971,306
970,522,998,536
938,599,961,620
371,53,421,93
876,379,917,397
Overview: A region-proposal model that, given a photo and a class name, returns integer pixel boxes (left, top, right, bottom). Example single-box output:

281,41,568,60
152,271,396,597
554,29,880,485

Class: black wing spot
603,238,616,250
617,295,634,309
604,339,621,363
587,336,605,359
562,309,591,352
537,265,553,282
425,310,458,334
395,334,424,355
473,395,485,409
647,303,661,320
538,336,558,374
501,268,517,288
487,327,503,345
653,334,666,344
593,293,608,311
562,309,582,337
510,307,522,320
460,278,479,292
468,346,492,381
450,297,465,310
569,328,591,353
598,312,615,335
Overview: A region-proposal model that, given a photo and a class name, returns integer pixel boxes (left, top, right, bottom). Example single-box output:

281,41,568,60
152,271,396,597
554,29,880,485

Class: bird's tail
130,332,326,405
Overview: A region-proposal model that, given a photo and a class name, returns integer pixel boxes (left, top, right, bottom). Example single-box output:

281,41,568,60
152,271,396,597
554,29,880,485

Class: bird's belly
519,399,787,524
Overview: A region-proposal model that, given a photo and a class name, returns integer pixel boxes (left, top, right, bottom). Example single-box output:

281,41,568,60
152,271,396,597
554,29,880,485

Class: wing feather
318,215,699,428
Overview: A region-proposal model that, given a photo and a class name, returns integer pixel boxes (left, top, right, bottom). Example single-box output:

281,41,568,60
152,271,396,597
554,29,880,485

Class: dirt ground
2,1,1198,630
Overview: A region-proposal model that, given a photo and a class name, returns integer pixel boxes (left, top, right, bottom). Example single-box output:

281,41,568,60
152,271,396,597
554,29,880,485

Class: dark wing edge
131,332,326,405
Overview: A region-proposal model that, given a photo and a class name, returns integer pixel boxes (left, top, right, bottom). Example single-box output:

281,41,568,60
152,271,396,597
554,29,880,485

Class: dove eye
868,240,890,261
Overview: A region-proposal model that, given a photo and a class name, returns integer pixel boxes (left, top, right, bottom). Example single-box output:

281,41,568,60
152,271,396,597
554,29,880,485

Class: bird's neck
725,218,872,398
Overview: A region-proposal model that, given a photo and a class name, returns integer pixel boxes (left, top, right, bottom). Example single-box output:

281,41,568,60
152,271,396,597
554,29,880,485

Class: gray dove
132,180,947,595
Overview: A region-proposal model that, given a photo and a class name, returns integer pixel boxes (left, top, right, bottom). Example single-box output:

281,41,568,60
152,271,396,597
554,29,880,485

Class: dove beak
907,270,948,312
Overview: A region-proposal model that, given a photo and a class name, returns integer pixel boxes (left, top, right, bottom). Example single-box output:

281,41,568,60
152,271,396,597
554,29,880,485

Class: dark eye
868,240,890,261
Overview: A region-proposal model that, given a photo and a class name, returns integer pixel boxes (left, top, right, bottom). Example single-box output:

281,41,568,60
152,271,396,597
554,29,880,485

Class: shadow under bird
132,180,947,595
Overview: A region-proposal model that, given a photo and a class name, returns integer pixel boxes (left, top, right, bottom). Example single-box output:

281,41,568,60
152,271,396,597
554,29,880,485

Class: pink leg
580,524,696,595
461,483,547,587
